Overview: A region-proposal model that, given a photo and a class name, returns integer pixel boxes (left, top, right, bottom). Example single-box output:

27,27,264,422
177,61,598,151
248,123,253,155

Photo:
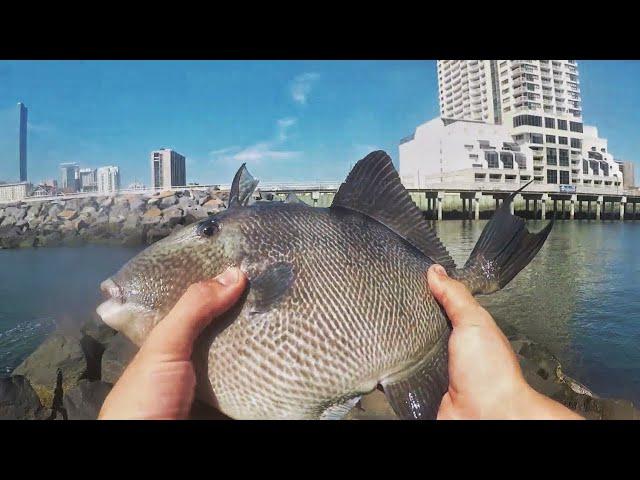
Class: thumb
143,266,248,359
427,264,492,329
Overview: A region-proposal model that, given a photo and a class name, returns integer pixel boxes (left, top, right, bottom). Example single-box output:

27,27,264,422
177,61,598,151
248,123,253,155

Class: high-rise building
400,60,623,193
97,166,120,193
59,163,80,192
151,149,186,189
17,103,27,182
615,160,635,189
79,168,97,192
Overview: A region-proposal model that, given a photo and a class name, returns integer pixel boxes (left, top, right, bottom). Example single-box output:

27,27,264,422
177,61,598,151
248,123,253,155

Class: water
0,245,143,376
435,220,640,404
1,222,639,404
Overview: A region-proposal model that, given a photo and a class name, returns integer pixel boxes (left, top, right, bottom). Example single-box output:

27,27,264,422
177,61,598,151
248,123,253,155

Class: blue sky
0,60,638,187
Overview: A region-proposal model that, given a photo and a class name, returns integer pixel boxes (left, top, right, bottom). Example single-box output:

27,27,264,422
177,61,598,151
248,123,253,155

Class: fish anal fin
248,262,295,313
319,396,362,420
331,151,456,271
381,331,449,420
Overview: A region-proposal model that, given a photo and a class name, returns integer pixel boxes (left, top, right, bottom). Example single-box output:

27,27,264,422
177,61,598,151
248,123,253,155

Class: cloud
27,122,55,134
290,73,319,105
210,117,301,165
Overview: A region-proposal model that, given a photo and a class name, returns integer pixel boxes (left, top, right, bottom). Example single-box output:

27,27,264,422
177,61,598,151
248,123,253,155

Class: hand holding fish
428,264,583,420
98,267,247,420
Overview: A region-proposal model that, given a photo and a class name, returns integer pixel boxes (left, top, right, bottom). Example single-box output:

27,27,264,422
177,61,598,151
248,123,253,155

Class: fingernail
215,267,239,286
433,264,448,277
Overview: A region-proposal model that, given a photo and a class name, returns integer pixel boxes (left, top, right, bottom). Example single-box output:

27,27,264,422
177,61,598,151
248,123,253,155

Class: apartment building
403,60,623,194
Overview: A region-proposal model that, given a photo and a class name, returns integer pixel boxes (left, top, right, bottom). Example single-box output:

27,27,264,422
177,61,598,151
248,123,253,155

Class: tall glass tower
18,102,28,182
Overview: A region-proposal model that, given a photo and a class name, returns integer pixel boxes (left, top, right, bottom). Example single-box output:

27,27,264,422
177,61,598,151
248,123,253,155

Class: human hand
427,264,583,420
98,267,247,420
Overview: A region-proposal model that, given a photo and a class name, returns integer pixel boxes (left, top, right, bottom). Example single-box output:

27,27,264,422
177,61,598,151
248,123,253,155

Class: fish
96,151,553,420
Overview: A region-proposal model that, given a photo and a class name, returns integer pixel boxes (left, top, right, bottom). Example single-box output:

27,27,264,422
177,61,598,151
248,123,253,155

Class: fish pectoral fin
380,331,449,420
229,163,259,208
319,396,362,420
248,262,295,313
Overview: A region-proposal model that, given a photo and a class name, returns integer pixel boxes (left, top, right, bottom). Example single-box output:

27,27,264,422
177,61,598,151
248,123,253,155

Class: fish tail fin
453,185,553,295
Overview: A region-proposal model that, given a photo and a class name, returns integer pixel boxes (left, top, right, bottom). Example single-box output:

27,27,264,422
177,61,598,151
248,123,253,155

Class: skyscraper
97,166,121,193
150,149,186,189
79,168,97,192
399,60,623,193
17,103,27,182
59,162,80,192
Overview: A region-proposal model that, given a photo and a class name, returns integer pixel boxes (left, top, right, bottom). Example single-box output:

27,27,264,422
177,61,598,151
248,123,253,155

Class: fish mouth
100,278,124,304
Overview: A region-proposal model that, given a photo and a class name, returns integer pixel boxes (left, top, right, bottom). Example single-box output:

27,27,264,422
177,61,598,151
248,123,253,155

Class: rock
101,333,139,384
63,380,112,420
12,331,89,407
146,225,173,243
160,195,178,208
5,206,26,221
142,206,162,225
126,195,145,212
155,191,177,199
161,205,184,227
81,316,117,347
0,376,46,420
0,215,16,227
100,196,114,208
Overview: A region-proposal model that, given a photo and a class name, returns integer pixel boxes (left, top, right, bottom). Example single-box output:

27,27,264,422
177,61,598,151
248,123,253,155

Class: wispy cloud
290,73,319,105
27,122,55,134
210,117,301,165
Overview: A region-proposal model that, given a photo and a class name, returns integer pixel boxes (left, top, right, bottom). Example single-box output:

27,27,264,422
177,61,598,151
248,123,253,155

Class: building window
547,169,557,184
531,133,543,144
590,160,600,175
546,135,556,143
544,117,555,128
500,152,514,169
601,162,609,176
569,121,583,133
583,159,589,174
515,153,526,169
559,171,569,185
570,138,582,149
558,136,568,145
547,148,557,165
513,114,542,128
485,151,499,168
559,149,569,166
557,119,567,130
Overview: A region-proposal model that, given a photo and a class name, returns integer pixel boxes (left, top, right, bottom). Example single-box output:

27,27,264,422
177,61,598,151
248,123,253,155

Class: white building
151,149,186,190
0,182,31,203
402,60,623,194
399,117,534,188
59,163,80,192
97,166,120,194
79,168,97,192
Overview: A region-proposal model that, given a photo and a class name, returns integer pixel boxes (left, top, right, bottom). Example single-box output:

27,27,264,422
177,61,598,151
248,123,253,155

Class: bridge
13,180,640,221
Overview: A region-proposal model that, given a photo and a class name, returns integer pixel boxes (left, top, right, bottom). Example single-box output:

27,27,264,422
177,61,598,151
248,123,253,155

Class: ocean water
1,221,639,404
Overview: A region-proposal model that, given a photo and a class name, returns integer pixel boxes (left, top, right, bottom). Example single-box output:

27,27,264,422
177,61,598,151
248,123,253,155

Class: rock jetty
1,319,637,420
0,188,228,249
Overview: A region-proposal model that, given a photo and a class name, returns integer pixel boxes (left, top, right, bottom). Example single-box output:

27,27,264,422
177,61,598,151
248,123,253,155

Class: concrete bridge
15,180,640,221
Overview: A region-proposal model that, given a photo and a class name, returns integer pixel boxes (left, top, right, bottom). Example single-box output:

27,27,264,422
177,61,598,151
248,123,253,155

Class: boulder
160,194,178,208
160,205,184,227
142,206,162,225
101,333,139,384
12,331,89,407
155,191,177,199
5,205,27,221
126,195,146,212
146,225,173,243
0,375,46,420
0,215,16,227
81,316,117,347
63,380,112,420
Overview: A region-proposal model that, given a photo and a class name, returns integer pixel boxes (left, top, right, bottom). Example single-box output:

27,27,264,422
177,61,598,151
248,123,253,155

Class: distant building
79,168,97,192
0,182,31,202
59,163,80,192
97,166,120,193
151,149,186,189
127,181,146,190
615,160,635,189
18,103,28,182
41,178,58,189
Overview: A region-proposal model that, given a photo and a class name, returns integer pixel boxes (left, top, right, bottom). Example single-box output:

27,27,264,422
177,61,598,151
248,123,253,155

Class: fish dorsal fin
229,163,259,208
331,151,456,270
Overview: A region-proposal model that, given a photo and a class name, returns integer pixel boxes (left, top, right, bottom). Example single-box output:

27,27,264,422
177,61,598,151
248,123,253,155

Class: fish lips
97,278,141,333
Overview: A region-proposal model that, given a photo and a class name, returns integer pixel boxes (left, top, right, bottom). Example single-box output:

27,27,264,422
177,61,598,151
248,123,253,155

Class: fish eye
198,219,220,237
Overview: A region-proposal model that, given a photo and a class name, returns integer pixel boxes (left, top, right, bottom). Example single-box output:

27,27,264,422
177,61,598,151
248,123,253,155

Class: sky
0,60,638,187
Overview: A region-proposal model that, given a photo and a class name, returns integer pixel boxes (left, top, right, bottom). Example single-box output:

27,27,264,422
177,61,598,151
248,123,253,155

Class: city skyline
0,60,639,187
